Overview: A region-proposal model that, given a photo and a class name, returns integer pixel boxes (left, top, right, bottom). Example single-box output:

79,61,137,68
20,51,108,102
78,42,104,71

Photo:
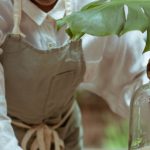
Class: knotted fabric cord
12,102,75,150
12,0,25,37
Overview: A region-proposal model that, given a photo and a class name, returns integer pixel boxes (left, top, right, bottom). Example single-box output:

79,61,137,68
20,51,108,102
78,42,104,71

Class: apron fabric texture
0,0,86,149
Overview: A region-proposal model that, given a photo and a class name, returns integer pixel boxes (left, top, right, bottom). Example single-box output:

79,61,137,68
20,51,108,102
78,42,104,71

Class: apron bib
0,0,86,149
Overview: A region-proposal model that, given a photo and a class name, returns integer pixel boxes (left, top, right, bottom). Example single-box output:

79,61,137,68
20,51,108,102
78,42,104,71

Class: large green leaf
57,0,150,52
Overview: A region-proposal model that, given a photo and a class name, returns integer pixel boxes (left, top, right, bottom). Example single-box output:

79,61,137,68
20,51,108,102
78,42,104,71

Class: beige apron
0,0,86,149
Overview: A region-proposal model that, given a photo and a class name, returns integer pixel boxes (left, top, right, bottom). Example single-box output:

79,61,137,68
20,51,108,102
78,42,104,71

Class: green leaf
56,18,66,30
57,0,150,52
120,4,149,35
81,0,107,11
62,3,126,38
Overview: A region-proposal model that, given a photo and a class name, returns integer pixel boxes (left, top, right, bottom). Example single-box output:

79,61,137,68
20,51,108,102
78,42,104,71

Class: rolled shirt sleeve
80,31,146,117
73,0,149,118
72,0,148,117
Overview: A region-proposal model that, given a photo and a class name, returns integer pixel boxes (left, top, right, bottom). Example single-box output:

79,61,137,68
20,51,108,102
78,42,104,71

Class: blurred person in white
0,0,147,150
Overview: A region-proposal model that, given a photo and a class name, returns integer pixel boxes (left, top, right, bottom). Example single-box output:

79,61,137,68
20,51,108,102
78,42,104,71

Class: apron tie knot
20,123,64,150
12,102,75,150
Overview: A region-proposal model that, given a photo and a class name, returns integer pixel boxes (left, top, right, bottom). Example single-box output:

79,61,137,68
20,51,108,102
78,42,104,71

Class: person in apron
0,0,147,150
0,0,86,149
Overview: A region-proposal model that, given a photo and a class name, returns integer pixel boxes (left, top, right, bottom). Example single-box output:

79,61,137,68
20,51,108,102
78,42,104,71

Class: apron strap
12,0,25,37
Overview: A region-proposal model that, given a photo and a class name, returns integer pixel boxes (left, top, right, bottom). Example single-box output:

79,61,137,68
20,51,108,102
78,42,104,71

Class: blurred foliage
102,120,129,148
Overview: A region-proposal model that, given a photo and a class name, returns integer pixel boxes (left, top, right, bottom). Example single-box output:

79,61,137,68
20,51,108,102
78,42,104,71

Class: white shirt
0,0,148,149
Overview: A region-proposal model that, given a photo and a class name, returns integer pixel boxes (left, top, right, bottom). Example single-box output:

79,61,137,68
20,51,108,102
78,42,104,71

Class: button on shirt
0,0,148,149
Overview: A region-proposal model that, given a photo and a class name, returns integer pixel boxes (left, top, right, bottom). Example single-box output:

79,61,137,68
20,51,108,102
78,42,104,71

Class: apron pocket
45,70,76,118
